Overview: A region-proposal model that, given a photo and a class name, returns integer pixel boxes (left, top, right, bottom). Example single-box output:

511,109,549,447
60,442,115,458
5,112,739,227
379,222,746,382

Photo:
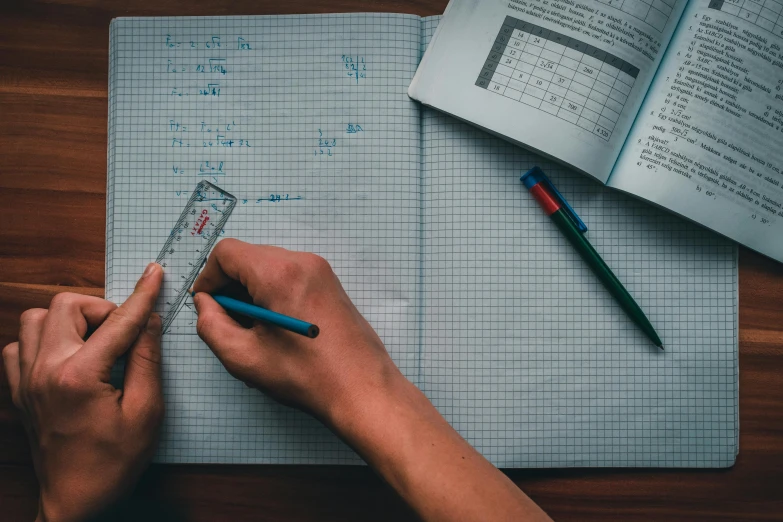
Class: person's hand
192,239,403,427
192,241,552,522
1,264,165,522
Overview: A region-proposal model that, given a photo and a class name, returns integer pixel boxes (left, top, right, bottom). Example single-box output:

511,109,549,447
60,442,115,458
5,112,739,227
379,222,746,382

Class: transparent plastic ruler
155,180,237,334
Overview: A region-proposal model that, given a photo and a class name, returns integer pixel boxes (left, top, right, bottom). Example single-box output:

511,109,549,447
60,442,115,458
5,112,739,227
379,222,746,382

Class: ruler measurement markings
155,180,237,334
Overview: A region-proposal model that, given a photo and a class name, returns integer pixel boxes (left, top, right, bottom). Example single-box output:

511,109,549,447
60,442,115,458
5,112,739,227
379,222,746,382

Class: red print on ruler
191,209,209,236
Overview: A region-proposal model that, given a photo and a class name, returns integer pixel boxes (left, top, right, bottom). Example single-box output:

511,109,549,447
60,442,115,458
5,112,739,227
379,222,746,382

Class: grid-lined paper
107,14,423,463
107,14,738,467
421,15,738,469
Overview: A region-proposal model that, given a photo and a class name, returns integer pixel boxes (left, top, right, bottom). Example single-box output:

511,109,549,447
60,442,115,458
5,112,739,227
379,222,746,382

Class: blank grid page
107,15,422,463
421,16,738,468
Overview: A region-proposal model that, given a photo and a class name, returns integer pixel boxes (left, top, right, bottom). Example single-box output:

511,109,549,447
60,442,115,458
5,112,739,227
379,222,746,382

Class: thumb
194,293,259,380
81,263,163,371
122,313,164,427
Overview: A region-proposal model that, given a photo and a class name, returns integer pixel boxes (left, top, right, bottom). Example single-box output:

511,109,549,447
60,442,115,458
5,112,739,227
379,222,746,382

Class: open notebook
107,14,738,467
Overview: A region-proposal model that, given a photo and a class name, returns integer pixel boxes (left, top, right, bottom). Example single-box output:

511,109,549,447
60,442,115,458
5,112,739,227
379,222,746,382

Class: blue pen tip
521,166,544,189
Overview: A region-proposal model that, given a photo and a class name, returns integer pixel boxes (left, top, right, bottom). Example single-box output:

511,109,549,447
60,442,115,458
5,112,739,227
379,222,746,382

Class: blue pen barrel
212,295,320,338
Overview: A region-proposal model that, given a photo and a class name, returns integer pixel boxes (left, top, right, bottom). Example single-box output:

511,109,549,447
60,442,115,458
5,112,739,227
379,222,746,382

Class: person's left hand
1,263,165,522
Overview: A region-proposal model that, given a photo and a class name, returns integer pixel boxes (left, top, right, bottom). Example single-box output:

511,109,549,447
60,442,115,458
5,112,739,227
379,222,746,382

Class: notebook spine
105,19,118,301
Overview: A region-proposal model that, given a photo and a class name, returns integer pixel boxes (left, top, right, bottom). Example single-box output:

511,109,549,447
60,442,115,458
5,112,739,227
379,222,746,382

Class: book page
421,15,738,468
106,14,423,464
410,0,689,182
611,0,783,261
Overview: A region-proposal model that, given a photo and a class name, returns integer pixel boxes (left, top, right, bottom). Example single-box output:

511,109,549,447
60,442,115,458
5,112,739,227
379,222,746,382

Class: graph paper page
420,16,738,468
106,14,422,463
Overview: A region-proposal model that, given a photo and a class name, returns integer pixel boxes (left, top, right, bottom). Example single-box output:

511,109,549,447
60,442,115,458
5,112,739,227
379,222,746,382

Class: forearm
188,241,549,519
329,372,552,522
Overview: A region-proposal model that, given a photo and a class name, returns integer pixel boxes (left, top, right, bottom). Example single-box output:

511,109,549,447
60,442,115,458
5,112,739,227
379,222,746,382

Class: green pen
521,167,663,350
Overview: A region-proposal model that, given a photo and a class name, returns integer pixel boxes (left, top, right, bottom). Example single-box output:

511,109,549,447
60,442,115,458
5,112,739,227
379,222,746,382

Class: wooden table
1,1,782,520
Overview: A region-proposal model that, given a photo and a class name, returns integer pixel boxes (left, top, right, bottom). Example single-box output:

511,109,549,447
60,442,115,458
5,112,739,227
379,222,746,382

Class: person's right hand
191,239,403,426
192,239,552,522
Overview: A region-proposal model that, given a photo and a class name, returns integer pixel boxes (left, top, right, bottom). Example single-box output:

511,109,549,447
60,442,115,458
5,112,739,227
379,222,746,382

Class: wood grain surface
1,1,782,520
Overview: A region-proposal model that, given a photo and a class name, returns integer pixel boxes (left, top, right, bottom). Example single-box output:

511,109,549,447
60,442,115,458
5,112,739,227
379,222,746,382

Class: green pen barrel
549,209,663,348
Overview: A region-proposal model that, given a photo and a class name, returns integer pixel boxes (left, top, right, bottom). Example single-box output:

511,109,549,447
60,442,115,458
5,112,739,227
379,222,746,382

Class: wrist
326,367,450,491
326,367,406,435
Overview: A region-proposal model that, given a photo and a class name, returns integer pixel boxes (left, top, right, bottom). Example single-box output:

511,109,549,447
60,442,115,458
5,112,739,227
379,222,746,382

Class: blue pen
192,292,320,339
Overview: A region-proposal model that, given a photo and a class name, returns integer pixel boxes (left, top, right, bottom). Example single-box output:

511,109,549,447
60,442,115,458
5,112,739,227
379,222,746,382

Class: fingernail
142,263,160,278
145,313,162,334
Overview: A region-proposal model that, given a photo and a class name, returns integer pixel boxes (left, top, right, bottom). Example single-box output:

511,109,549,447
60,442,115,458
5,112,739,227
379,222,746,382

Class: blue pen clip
521,167,588,233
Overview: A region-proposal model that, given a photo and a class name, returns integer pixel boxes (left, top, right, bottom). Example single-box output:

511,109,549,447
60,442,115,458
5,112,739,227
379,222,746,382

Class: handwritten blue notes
258,194,304,203
166,34,252,50
199,161,224,176
170,84,221,97
342,55,367,83
167,58,227,75
169,120,250,149
315,129,337,157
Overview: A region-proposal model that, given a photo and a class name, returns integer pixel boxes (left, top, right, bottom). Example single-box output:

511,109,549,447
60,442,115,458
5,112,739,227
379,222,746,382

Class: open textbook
410,0,783,262
107,14,738,467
